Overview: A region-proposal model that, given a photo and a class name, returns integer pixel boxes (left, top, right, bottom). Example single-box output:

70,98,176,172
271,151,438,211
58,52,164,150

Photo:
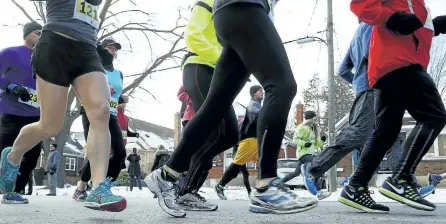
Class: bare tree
429,37,446,98
9,0,187,187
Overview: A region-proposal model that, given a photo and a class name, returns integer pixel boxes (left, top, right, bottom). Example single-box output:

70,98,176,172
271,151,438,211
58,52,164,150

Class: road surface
1,196,445,224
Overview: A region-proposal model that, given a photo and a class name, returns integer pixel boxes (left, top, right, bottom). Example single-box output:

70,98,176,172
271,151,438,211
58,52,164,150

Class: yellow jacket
183,0,221,69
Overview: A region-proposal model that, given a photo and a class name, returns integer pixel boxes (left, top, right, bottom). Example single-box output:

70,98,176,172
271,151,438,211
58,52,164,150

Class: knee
39,120,64,138
276,78,297,99
85,100,110,123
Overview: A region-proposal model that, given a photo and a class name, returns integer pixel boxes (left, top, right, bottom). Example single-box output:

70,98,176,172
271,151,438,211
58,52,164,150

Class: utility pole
326,0,337,192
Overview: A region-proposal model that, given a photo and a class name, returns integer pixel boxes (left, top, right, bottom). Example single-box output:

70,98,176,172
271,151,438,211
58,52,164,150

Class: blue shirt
338,22,373,96
0,46,40,117
106,69,123,116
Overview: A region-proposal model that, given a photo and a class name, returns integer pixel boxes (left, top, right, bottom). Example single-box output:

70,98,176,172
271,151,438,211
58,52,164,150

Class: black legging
79,113,126,182
281,154,315,183
0,114,41,194
168,3,296,179
175,64,239,195
220,163,252,194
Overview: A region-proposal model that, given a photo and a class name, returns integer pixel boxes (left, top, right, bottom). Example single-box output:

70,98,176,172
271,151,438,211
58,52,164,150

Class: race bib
110,98,118,114
73,0,100,29
18,87,39,108
424,7,434,33
122,130,128,139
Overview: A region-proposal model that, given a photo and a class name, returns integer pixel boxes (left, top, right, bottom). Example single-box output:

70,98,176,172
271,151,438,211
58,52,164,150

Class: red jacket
117,108,129,145
178,86,195,121
351,0,434,87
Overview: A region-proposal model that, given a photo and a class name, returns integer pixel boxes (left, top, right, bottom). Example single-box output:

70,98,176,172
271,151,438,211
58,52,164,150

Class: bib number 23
74,0,100,29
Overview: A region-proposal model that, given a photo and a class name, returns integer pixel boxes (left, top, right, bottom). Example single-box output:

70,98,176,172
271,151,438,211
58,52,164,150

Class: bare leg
72,72,111,187
8,76,68,164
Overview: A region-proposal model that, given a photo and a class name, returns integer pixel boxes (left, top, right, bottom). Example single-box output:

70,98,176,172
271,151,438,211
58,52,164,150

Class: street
1,196,445,224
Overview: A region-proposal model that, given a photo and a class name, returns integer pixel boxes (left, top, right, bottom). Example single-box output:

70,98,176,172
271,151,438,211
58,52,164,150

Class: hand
321,135,327,142
304,142,312,148
386,11,423,35
96,44,114,66
433,15,446,36
50,167,57,175
119,95,129,104
8,84,31,102
50,171,55,175
44,171,48,176
136,133,140,138
86,0,102,6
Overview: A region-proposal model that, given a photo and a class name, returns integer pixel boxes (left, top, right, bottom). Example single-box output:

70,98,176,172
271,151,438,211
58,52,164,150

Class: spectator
45,144,60,196
127,148,142,191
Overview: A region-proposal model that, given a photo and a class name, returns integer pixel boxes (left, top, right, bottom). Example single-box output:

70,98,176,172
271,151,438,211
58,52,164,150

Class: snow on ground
33,185,446,203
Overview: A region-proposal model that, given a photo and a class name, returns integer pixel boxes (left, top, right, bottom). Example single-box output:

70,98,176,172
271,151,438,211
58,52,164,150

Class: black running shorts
31,31,104,87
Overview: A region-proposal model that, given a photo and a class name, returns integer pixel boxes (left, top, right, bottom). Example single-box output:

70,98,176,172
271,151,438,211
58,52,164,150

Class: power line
304,0,320,35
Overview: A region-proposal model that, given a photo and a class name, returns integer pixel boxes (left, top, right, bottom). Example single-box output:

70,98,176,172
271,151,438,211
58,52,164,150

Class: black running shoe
338,185,389,213
379,177,435,211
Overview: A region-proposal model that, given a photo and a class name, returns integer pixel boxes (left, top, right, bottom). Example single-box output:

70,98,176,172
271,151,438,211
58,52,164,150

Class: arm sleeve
52,152,61,169
350,0,394,25
0,49,12,90
338,46,354,84
185,0,220,63
127,155,131,161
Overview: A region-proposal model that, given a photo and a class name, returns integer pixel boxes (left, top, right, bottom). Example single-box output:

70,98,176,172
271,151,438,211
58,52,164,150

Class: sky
1,0,446,131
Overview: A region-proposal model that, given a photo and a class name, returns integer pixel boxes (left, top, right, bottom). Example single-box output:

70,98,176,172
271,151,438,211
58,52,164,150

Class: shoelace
272,179,296,198
192,192,206,202
4,167,20,180
361,188,376,206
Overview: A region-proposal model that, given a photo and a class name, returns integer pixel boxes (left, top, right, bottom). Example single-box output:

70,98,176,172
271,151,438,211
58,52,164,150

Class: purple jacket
0,46,39,117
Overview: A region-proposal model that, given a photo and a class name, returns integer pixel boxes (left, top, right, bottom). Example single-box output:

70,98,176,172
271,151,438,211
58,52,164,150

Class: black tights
79,114,126,182
167,3,296,179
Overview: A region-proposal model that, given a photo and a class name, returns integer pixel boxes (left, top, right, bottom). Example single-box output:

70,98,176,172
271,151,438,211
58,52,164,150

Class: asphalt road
1,196,445,224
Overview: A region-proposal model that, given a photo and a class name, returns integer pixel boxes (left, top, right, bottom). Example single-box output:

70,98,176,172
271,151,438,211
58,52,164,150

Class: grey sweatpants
309,90,375,178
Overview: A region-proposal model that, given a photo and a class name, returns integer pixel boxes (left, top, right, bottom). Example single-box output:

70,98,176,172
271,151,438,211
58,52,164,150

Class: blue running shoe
0,147,21,200
419,185,435,198
2,192,29,204
84,178,127,212
249,178,318,214
301,164,318,195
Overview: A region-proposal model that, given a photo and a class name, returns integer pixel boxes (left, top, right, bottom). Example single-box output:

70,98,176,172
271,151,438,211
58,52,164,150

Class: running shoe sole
146,173,186,218
84,198,127,212
378,187,435,211
317,193,332,201
180,205,218,211
301,164,318,195
248,202,317,214
338,196,389,213
1,198,29,204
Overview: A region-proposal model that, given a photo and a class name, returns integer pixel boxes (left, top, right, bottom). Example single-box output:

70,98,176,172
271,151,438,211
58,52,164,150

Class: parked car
277,158,305,190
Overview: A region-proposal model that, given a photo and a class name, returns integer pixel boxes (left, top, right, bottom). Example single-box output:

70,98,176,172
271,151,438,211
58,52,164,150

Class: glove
96,44,114,66
433,15,446,36
386,11,423,35
7,84,31,102
44,171,48,176
135,133,140,138
50,167,56,175
321,135,327,142
86,0,102,6
304,142,312,148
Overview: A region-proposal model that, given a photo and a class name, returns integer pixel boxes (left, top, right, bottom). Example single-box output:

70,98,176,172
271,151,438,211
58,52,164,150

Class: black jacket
151,150,170,172
127,153,141,176
239,100,261,140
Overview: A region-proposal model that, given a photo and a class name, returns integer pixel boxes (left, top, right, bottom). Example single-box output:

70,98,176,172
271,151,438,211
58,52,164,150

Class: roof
63,132,85,157
127,117,175,151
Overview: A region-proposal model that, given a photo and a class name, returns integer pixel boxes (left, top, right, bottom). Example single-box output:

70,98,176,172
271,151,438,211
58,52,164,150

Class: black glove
86,0,102,6
304,142,312,148
44,171,48,176
7,84,31,102
321,135,327,142
96,44,114,66
386,11,424,35
433,15,446,36
135,133,140,138
50,167,57,175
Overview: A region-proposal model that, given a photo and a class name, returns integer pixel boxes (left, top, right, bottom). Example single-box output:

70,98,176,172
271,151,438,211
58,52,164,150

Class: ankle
256,178,275,188
6,151,20,166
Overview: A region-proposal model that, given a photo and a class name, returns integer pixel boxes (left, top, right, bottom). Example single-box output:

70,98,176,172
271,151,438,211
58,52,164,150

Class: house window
65,157,76,171
226,153,233,158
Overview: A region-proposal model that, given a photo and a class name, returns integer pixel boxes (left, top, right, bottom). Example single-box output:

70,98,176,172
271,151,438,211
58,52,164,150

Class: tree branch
122,34,185,93
98,22,184,41
11,0,35,22
98,0,114,31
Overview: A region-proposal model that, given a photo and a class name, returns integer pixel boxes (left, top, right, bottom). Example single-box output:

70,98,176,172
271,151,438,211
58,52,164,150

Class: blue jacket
338,22,373,96
46,150,61,172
